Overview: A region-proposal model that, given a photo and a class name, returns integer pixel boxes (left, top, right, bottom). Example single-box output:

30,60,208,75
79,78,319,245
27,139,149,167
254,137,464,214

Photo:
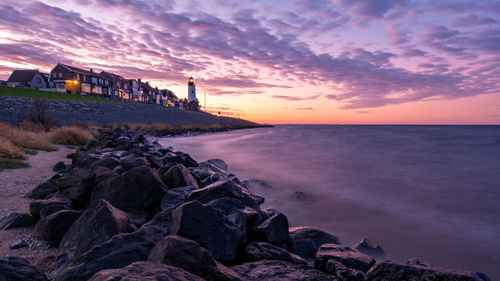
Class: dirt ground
0,146,73,275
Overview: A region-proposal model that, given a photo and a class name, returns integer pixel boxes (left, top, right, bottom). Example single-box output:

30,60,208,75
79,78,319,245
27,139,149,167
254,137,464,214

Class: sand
0,146,73,275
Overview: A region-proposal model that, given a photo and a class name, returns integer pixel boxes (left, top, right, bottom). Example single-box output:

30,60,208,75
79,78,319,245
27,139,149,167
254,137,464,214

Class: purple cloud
273,95,320,101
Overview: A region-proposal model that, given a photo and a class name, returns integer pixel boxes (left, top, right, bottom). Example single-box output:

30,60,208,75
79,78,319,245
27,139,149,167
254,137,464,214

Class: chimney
138,78,141,83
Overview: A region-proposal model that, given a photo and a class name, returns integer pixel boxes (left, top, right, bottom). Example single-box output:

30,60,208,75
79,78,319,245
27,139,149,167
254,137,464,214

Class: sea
158,125,500,279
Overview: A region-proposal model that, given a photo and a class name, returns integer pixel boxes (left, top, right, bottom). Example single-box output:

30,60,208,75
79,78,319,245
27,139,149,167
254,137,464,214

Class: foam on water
159,125,500,278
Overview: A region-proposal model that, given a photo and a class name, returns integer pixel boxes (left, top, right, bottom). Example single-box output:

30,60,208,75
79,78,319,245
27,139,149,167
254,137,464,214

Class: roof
58,63,110,80
7,70,39,82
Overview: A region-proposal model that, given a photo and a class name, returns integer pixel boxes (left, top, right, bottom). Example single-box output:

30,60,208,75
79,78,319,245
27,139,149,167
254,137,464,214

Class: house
138,80,156,103
49,63,113,96
101,71,133,100
7,70,48,89
127,79,141,101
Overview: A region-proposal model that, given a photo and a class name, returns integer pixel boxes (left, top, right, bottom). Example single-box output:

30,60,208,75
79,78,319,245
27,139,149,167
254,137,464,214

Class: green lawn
0,158,30,171
0,85,122,102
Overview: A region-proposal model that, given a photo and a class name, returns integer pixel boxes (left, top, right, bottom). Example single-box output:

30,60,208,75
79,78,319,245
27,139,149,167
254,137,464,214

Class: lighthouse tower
187,77,196,102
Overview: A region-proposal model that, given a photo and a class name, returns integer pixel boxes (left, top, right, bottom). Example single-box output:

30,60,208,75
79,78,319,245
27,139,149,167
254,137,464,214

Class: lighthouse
188,77,196,102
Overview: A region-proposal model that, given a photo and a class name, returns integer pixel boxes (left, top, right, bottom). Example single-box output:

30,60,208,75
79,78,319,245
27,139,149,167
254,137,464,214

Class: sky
0,0,499,124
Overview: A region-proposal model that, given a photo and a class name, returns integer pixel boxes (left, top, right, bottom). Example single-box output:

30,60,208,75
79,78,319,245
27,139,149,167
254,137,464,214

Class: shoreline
0,129,491,280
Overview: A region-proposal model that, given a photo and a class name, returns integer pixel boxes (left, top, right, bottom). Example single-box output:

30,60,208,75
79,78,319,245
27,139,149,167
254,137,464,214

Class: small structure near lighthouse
184,76,200,111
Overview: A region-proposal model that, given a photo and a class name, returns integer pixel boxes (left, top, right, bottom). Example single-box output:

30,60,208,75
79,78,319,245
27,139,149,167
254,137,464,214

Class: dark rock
160,186,197,210
88,261,204,281
30,198,73,220
162,152,184,165
148,235,243,281
200,173,223,188
287,226,340,260
31,181,58,199
0,257,48,281
91,166,167,212
175,151,199,167
9,239,28,249
352,238,386,260
325,259,365,281
53,161,67,172
207,158,228,170
172,201,242,261
245,241,307,264
145,154,164,168
292,191,313,201
254,213,289,245
89,157,122,170
127,210,152,227
59,199,132,258
121,154,148,170
242,179,273,191
71,152,97,168
188,180,264,209
160,164,199,188
40,204,71,218
53,168,93,208
231,260,337,281
34,210,81,242
366,261,491,281
0,212,35,230
53,226,164,281
315,244,375,273
141,207,175,236
407,258,430,267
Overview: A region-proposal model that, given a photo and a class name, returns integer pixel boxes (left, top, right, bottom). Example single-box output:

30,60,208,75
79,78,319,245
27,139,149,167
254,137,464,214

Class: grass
0,158,30,171
122,122,173,131
51,126,94,145
0,123,57,151
0,85,123,103
0,137,27,159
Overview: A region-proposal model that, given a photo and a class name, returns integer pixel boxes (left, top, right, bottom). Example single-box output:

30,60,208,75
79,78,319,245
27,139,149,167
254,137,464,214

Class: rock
54,168,93,208
121,154,148,170
352,238,386,259
34,210,81,242
53,161,67,172
287,227,340,259
175,151,199,167
245,241,307,264
31,181,58,199
0,212,35,230
242,179,273,191
145,154,164,168
9,239,28,249
254,213,289,245
127,210,152,227
40,204,71,218
172,201,242,261
30,198,73,220
291,191,313,201
162,152,185,165
407,258,430,267
160,164,199,188
315,244,375,273
148,235,243,281
71,152,97,168
366,261,491,281
325,259,365,281
160,186,197,210
0,257,49,281
231,260,337,281
142,207,175,236
53,226,164,281
89,157,122,170
59,199,132,258
188,180,264,209
88,261,204,281
207,158,228,170
91,166,167,212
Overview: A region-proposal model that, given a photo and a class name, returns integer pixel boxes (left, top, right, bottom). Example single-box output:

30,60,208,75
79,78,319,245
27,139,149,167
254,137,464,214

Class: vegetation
0,158,30,171
122,122,173,131
51,126,94,145
0,123,57,151
0,85,122,102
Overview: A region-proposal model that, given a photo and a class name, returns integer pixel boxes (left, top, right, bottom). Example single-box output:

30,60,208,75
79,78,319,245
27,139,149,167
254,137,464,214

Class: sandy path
0,145,73,275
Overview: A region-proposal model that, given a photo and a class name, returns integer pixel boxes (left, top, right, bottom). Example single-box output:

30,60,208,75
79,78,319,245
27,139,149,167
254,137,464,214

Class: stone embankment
0,96,256,127
0,129,492,280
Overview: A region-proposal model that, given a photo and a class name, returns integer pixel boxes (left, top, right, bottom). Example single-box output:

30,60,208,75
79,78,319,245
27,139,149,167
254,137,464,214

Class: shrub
26,98,58,130
0,123,56,151
0,137,26,159
18,120,46,132
51,126,93,145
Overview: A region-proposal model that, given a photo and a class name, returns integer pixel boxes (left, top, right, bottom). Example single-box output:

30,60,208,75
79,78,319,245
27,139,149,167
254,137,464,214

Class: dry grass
0,122,57,151
0,137,26,159
122,122,173,131
18,120,46,132
51,126,94,145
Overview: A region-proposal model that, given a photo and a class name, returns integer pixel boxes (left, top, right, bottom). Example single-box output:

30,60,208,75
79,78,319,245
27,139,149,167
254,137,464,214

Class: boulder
245,241,307,264
315,244,375,273
175,151,199,167
53,226,164,281
231,260,337,281
148,235,243,281
160,186,197,210
160,164,199,188
40,204,72,218
30,197,73,220
162,152,185,165
121,154,148,170
31,180,58,199
53,168,93,208
352,238,386,259
34,210,81,242
254,213,289,245
88,261,204,281
325,259,365,281
91,166,167,212
59,199,132,258
287,226,340,259
0,257,48,281
188,180,264,208
53,161,67,172
171,201,242,261
141,207,175,236
71,152,97,169
145,154,164,168
0,212,35,230
366,261,491,281
89,157,122,170
207,158,228,170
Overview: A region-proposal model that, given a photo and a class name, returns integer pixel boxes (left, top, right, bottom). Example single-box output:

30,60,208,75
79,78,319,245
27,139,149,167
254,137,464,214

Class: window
52,73,56,78
58,72,62,78
84,75,86,82
77,73,80,80
36,78,41,83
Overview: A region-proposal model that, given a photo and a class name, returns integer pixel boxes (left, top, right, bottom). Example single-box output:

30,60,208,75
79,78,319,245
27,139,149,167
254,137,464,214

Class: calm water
159,125,500,278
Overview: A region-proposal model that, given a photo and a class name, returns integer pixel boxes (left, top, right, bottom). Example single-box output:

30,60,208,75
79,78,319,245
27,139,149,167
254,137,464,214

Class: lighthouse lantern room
188,77,196,102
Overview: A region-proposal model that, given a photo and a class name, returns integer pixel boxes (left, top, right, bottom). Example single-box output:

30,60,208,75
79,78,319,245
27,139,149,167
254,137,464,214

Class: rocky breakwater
0,129,492,281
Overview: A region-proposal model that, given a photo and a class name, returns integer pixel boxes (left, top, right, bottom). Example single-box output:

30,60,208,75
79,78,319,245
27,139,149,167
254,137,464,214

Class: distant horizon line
262,123,500,126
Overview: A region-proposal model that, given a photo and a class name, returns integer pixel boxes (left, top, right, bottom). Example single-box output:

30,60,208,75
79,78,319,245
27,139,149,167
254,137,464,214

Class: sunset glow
1,0,499,124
